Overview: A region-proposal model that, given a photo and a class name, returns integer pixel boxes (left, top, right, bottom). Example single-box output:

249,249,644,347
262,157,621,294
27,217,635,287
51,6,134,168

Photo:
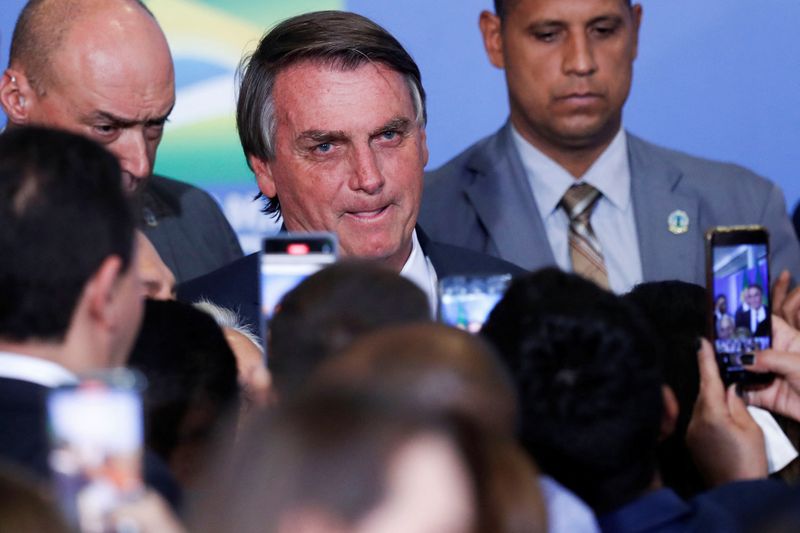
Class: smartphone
706,226,774,386
260,233,337,349
438,274,512,333
47,369,145,533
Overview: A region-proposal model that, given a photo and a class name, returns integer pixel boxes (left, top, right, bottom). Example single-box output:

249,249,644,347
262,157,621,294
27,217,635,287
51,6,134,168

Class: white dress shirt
400,230,439,318
511,126,643,294
0,351,77,388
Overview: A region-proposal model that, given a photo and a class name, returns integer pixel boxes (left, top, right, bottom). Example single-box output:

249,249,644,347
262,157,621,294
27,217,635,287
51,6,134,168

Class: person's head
194,300,273,412
0,126,141,371
624,281,707,499
128,299,239,487
718,314,735,340
190,390,478,533
715,294,728,314
237,11,428,271
268,261,431,400
481,0,641,163
311,323,518,436
482,268,670,513
135,230,176,300
744,284,764,310
1,0,175,193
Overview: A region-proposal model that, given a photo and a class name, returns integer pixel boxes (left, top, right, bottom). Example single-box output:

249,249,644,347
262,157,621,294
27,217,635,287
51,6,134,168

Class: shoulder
147,175,223,210
627,133,776,195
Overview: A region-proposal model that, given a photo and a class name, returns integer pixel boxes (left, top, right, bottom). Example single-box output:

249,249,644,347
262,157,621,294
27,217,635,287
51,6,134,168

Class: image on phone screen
438,275,511,333
260,234,337,351
47,373,144,532
711,241,771,381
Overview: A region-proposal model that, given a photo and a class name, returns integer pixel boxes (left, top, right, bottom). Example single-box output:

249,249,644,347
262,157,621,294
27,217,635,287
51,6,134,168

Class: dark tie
560,183,609,289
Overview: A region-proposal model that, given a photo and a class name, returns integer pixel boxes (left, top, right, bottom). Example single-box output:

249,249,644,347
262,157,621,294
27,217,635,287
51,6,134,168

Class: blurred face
253,62,428,272
354,434,475,533
745,287,763,310
13,7,175,193
482,0,641,155
109,254,145,367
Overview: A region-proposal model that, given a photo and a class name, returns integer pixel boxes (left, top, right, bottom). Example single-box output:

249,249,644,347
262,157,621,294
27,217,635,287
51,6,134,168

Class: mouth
556,92,603,105
344,204,390,221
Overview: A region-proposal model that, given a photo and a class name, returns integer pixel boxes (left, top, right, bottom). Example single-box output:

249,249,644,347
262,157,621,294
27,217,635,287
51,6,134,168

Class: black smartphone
47,369,145,532
438,274,512,333
260,233,337,353
705,225,774,386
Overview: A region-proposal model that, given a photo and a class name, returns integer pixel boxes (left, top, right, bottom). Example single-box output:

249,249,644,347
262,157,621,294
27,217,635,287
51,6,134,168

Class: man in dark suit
735,285,770,338
0,128,143,479
419,0,800,293
179,11,522,327
0,0,242,283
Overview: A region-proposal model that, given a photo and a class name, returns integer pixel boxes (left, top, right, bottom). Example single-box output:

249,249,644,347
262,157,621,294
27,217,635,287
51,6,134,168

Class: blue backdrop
3,1,800,247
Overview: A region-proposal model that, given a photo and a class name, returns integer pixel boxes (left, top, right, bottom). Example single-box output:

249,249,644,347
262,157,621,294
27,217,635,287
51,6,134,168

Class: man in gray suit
419,0,800,292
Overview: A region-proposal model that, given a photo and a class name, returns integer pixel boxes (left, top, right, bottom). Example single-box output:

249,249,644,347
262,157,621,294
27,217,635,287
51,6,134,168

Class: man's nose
349,145,385,194
563,34,597,76
113,130,152,179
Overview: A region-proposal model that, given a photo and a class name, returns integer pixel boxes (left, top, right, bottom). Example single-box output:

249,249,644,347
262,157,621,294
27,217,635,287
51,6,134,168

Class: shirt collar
0,352,78,388
511,125,631,214
400,230,438,317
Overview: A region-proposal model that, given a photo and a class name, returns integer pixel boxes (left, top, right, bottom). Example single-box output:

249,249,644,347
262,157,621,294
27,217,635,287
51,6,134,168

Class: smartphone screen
706,226,774,386
47,369,144,532
260,233,337,351
438,274,512,333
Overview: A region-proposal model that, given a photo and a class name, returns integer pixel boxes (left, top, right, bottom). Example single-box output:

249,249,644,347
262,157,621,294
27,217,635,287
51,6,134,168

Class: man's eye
592,25,616,37
315,143,333,153
93,124,118,136
534,31,558,43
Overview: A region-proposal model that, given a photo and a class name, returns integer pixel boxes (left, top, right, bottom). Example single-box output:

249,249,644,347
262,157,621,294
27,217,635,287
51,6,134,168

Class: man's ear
479,10,505,69
659,385,680,442
630,4,643,61
83,256,125,329
0,69,36,123
249,154,277,199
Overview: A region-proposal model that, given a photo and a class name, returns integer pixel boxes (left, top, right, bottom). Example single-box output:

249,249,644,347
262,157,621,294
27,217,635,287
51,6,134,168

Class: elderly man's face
5,5,175,193
253,62,428,272
481,0,641,156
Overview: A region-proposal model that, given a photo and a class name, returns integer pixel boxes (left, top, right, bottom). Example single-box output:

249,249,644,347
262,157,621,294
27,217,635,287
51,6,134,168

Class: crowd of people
3,0,800,532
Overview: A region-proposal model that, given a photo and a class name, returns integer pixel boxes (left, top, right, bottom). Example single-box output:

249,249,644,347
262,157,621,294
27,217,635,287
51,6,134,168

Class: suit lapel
629,135,702,284
463,125,556,270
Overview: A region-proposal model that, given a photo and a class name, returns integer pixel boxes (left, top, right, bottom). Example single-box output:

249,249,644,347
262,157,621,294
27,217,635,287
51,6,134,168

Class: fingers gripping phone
705,226,774,386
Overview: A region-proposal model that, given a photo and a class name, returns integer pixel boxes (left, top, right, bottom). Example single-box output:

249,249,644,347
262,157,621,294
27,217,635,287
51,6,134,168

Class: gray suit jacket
420,123,800,286
140,175,243,283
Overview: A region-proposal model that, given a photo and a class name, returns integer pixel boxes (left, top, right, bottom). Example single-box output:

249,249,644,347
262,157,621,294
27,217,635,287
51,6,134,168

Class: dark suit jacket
420,123,800,287
177,227,524,329
141,175,243,283
598,480,790,533
734,307,770,337
0,376,181,509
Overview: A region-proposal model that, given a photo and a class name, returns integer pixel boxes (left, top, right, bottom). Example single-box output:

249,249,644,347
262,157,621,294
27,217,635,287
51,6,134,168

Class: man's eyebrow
86,105,174,127
370,117,412,136
298,129,348,143
588,14,624,26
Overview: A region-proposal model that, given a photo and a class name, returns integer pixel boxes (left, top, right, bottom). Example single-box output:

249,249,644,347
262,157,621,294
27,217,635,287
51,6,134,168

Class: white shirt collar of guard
511,125,631,215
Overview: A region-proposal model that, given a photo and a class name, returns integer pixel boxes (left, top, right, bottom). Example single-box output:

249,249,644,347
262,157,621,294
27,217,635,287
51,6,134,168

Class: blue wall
3,1,799,213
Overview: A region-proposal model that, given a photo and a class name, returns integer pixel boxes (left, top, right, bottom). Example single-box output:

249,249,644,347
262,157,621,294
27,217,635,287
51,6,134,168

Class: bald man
0,0,243,283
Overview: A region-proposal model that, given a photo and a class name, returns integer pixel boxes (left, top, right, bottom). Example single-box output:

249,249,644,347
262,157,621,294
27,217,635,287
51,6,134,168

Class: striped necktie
560,183,609,289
